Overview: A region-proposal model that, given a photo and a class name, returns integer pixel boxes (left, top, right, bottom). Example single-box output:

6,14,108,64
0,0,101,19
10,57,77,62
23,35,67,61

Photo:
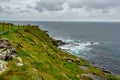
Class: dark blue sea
7,21,120,76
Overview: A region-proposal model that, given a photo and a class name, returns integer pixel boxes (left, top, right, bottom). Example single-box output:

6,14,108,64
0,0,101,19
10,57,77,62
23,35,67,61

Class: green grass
0,22,119,80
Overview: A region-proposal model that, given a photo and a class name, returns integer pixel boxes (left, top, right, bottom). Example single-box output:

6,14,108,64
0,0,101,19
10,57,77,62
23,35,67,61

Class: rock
0,60,8,74
102,68,111,74
75,58,81,64
44,30,48,33
10,48,17,55
16,57,23,66
81,73,106,80
80,66,89,71
0,38,17,60
52,40,67,46
0,44,7,48
0,48,17,60
64,57,74,62
0,38,10,46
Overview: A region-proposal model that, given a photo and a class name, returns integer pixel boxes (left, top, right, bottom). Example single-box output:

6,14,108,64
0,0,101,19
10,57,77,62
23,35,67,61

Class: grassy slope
0,24,119,80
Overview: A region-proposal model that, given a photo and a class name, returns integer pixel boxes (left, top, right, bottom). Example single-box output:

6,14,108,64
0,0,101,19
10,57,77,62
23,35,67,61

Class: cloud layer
0,0,120,21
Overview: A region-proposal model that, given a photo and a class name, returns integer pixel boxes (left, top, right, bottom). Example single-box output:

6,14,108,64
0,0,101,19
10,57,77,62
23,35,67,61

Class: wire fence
0,22,32,34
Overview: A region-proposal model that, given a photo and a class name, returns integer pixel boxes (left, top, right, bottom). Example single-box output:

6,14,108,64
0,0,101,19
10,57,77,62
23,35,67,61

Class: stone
64,57,74,62
75,58,81,64
16,57,23,66
81,73,106,80
80,66,89,71
0,38,17,60
0,48,16,60
0,44,7,48
102,68,111,74
10,48,17,55
0,60,8,74
0,38,10,46
52,40,67,46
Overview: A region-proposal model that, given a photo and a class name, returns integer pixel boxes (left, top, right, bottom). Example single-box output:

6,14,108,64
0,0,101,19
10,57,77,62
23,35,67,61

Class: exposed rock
44,30,48,33
64,57,74,62
52,40,67,46
0,60,8,74
75,58,81,64
16,57,23,66
0,38,17,60
80,66,89,71
0,38,23,74
102,68,111,74
81,73,106,80
0,38,10,46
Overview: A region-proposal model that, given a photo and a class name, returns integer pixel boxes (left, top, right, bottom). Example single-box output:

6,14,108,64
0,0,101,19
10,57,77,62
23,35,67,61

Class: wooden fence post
18,24,19,30
28,24,30,27
11,24,12,29
8,23,10,31
2,22,4,32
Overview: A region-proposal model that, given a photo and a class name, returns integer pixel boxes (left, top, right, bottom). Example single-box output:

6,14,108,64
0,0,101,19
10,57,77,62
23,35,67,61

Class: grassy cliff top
0,23,119,80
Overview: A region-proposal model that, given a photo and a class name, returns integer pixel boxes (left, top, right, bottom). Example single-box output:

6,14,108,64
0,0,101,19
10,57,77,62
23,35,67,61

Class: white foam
58,40,99,56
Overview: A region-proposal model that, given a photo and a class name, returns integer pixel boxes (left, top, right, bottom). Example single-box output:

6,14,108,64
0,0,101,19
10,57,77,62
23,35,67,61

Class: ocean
7,21,120,76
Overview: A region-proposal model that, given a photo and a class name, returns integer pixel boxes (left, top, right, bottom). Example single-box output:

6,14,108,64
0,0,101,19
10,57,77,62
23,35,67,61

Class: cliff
0,23,119,80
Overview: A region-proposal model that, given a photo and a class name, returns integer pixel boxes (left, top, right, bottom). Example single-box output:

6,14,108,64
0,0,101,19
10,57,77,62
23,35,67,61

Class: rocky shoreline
55,39,113,76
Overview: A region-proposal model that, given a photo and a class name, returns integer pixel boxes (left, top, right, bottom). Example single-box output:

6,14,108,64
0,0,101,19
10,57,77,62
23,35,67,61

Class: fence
0,22,32,34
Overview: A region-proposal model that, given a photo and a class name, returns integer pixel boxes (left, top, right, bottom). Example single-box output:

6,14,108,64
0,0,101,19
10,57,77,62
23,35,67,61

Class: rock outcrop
0,38,23,74
0,38,17,60
52,40,67,46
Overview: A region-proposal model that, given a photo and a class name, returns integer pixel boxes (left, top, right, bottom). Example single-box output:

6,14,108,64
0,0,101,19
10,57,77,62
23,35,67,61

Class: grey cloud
0,6,3,12
20,10,31,13
35,0,65,12
0,0,9,2
67,0,120,9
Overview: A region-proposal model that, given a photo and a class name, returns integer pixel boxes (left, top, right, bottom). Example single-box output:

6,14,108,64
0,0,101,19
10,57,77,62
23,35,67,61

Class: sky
0,0,120,21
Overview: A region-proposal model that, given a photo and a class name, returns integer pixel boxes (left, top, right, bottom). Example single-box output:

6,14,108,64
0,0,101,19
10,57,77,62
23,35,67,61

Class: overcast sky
0,0,120,21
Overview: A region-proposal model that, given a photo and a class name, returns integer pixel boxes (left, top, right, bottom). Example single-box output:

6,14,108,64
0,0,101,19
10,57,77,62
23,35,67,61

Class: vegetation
0,23,119,80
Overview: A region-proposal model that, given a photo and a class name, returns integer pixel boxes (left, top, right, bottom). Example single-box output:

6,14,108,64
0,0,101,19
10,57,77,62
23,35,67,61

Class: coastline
0,22,119,80
54,39,114,75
